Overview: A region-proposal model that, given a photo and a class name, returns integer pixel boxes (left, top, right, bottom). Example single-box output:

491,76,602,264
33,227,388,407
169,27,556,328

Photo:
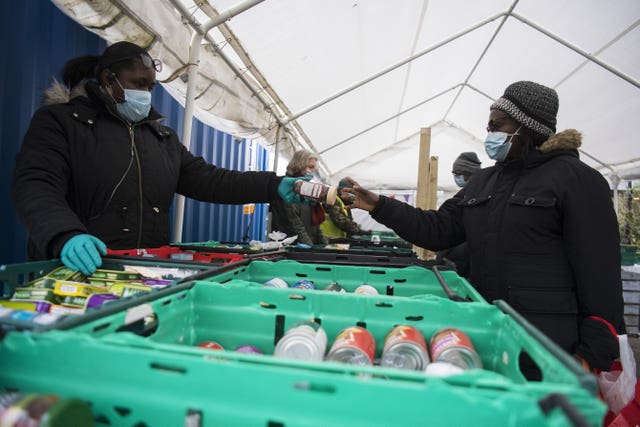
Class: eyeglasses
109,53,163,72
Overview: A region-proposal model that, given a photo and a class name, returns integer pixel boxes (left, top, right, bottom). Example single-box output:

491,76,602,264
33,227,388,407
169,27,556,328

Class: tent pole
285,11,508,124
171,0,265,243
511,12,640,90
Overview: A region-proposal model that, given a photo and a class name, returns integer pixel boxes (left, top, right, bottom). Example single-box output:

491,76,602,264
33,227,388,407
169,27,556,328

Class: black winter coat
372,130,625,355
12,81,282,260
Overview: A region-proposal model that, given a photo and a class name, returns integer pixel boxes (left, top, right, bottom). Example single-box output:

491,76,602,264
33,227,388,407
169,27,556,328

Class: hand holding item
340,177,380,212
277,174,313,203
60,234,107,275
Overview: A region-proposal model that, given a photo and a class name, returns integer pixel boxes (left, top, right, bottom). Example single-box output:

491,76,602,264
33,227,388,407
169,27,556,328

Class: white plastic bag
597,334,637,414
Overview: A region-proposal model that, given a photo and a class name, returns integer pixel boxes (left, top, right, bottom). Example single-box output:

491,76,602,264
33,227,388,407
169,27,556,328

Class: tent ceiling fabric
53,0,640,195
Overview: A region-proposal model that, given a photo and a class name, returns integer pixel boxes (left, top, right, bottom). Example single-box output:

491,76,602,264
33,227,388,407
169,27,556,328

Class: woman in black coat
12,41,302,275
345,81,625,373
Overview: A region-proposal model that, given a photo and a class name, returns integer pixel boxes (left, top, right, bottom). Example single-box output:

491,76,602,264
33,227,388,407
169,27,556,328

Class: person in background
435,152,481,278
270,150,328,246
320,178,371,240
12,41,305,275
344,81,625,376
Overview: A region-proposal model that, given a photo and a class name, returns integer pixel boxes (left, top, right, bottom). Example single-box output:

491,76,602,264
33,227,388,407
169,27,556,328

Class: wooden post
414,128,438,260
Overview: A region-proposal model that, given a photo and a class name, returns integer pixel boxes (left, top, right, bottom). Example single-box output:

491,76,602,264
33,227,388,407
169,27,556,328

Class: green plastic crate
0,256,231,331
197,259,483,302
0,281,604,426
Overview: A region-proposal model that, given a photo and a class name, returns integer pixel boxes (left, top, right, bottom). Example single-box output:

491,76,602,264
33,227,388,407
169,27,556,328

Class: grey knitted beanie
452,152,481,176
490,81,558,137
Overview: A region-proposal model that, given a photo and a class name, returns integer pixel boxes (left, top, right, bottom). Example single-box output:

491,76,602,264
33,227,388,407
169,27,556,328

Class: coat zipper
128,126,144,248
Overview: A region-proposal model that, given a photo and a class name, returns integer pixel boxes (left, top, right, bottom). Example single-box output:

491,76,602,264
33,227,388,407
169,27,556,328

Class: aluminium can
380,325,430,370
429,328,482,370
273,320,327,361
326,326,376,365
263,278,289,289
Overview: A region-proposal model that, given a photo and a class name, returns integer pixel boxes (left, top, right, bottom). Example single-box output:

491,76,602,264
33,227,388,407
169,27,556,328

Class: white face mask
113,76,152,122
484,126,522,161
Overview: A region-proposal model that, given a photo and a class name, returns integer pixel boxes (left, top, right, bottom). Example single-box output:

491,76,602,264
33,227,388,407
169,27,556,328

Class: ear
98,68,115,87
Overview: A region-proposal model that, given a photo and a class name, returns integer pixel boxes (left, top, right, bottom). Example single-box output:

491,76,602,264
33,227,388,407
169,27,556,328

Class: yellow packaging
53,281,107,297
108,282,152,298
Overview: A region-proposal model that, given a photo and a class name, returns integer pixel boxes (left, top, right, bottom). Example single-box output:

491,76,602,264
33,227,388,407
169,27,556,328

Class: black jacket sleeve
12,107,87,259
371,193,466,251
175,140,282,204
562,163,625,334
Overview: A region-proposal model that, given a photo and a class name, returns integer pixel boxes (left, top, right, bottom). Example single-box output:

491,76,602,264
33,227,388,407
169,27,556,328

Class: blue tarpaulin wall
0,0,270,264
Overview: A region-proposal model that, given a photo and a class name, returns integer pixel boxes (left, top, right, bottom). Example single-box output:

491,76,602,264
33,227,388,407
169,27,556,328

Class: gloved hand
61,234,107,275
575,316,620,371
277,174,312,203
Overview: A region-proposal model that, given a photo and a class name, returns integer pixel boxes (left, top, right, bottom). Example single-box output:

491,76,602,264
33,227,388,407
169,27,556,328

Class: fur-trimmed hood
43,80,87,106
538,129,582,152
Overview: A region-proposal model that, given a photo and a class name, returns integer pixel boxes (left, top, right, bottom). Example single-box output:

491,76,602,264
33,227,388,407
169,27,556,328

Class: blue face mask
453,174,467,188
484,126,521,162
113,77,152,123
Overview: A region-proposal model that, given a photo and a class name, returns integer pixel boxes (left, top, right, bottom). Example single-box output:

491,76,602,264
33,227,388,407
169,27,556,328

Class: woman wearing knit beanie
344,81,625,378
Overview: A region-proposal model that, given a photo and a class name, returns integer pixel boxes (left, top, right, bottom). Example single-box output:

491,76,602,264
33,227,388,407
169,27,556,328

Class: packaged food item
273,320,327,361
0,300,51,313
11,288,60,304
91,269,140,281
53,281,106,297
85,293,120,309
380,325,430,370
430,328,482,370
263,278,288,289
323,282,346,293
326,326,376,365
354,284,378,296
197,341,224,351
234,345,263,354
293,181,337,205
290,280,316,291
108,283,152,298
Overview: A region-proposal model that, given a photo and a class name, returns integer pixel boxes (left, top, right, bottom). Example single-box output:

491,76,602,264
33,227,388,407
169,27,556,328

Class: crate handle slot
375,302,393,308
315,267,331,272
260,302,277,309
405,315,423,321
161,299,172,306
369,270,386,275
114,406,131,416
538,393,590,427
92,322,112,333
274,314,285,345
293,381,336,394
295,273,308,278
356,321,367,328
393,278,407,283
288,294,306,301
150,362,187,374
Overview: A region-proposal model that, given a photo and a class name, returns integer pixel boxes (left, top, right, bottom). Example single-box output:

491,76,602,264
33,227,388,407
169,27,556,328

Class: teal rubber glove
61,234,107,275
277,174,313,203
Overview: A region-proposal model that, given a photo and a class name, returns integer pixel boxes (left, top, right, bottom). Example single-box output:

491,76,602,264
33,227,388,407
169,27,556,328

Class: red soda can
326,326,376,365
380,325,430,370
197,341,224,351
430,328,482,370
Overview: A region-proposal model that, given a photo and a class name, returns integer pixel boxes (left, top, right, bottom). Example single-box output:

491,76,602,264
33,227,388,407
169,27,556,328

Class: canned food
323,282,346,293
197,341,224,351
430,328,482,370
263,278,289,289
380,325,430,370
290,280,316,291
354,284,378,295
273,320,327,361
326,326,376,365
235,345,263,354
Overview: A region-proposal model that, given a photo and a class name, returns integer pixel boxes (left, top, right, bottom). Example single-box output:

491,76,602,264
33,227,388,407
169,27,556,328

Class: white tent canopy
54,0,640,197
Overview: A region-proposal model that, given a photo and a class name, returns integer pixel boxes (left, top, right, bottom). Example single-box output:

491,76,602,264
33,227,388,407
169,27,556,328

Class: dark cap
452,152,481,176
490,81,558,137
